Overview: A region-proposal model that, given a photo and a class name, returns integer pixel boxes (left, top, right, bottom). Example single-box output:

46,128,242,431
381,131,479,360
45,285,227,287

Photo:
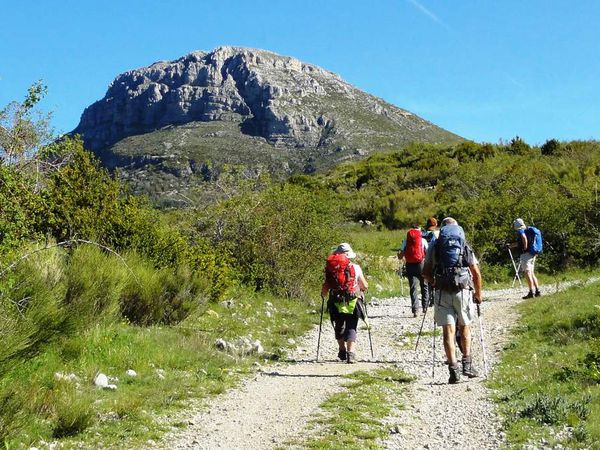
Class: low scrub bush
64,245,125,326
0,246,69,372
119,252,209,325
203,183,341,299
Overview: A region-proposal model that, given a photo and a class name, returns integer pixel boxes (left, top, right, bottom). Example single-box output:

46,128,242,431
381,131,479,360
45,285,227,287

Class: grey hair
441,217,458,226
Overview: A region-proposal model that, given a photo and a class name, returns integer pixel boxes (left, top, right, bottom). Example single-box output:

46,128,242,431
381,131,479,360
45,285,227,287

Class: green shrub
0,246,69,371
51,389,93,438
204,183,341,299
119,252,208,325
64,245,126,326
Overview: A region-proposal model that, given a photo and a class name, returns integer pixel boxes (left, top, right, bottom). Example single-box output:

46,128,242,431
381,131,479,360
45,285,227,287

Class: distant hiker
423,217,483,384
421,217,439,308
422,216,440,244
510,218,542,299
321,243,369,364
398,224,429,317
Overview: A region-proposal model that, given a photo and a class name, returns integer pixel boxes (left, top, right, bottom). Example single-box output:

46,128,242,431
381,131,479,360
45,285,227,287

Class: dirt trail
158,283,570,449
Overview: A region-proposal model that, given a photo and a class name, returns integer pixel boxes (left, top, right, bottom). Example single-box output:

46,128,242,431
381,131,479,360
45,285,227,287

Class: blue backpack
433,224,470,292
525,226,543,255
435,224,466,268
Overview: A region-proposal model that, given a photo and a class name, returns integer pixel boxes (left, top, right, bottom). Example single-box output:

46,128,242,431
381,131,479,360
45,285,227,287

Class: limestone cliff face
74,46,458,153
72,47,461,205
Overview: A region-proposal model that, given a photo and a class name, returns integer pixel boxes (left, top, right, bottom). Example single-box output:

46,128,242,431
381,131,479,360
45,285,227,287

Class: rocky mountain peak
72,46,461,205
74,46,352,151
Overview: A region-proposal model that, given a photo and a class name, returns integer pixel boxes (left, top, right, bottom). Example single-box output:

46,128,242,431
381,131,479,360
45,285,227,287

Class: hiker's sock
534,289,541,297
523,291,534,299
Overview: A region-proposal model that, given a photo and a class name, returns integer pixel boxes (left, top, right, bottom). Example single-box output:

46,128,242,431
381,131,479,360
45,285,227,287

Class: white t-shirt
352,263,367,292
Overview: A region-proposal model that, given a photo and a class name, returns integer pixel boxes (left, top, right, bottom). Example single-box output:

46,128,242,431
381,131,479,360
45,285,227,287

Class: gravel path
158,282,570,450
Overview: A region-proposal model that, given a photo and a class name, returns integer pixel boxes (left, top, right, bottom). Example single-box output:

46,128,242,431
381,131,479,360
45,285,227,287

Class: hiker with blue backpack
423,217,483,384
321,243,369,364
510,218,543,299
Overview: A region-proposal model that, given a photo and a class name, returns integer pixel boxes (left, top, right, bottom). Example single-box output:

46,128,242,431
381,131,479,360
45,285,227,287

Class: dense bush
314,139,600,274
201,183,341,299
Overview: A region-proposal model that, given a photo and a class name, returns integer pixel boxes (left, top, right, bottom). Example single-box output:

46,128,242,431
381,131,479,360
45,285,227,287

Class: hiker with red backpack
423,217,483,384
509,218,543,299
398,224,429,317
321,243,368,364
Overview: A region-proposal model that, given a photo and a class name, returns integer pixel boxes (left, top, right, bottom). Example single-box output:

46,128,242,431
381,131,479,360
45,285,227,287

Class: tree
0,81,52,164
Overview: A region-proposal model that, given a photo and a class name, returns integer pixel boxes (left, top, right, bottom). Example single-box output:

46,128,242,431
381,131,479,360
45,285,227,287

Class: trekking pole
431,318,436,379
316,294,325,362
363,299,375,360
477,304,489,378
399,264,405,297
507,247,522,288
414,306,428,351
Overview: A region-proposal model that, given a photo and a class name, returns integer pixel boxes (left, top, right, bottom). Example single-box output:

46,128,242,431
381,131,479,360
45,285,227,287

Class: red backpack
404,229,425,263
325,253,356,296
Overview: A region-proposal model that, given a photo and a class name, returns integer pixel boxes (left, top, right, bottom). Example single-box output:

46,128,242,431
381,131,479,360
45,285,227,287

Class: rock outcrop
72,46,462,205
74,46,459,153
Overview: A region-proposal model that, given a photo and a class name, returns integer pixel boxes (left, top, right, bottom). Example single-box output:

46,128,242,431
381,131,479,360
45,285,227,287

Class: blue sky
1,0,598,144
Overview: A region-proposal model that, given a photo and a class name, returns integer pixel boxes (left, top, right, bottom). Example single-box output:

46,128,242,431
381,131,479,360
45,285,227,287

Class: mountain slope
73,46,462,204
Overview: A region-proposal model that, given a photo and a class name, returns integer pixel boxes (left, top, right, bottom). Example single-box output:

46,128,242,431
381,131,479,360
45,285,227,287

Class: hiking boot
522,291,534,299
535,289,542,297
337,348,347,361
462,356,479,378
346,351,356,364
412,310,418,318
448,364,461,384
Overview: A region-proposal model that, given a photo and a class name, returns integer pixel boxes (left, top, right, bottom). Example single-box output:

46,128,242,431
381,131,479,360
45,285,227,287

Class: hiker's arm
422,245,434,284
358,273,368,292
422,260,433,284
470,263,483,303
321,282,329,298
519,233,528,252
397,240,406,261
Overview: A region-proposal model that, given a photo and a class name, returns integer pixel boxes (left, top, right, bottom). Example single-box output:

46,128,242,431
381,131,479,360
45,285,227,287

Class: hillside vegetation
1,84,600,447
296,137,600,279
0,86,339,446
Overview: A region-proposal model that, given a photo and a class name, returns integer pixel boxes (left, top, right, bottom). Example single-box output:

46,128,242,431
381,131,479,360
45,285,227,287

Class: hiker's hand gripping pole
477,304,489,378
316,294,325,362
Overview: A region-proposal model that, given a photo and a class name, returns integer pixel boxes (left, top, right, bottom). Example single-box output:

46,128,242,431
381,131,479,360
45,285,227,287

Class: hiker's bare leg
346,341,355,352
458,324,471,357
524,270,535,291
531,271,539,290
442,324,457,365
337,338,345,351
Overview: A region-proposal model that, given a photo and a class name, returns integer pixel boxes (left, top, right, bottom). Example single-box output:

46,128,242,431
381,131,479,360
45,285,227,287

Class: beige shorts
520,252,537,272
433,289,474,327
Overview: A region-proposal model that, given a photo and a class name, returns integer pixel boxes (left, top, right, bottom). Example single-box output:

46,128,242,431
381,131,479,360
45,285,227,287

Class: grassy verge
490,280,600,449
1,290,316,449
286,367,413,450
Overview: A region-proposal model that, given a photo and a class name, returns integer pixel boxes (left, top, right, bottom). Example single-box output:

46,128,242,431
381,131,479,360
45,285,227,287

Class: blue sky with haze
1,0,598,144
